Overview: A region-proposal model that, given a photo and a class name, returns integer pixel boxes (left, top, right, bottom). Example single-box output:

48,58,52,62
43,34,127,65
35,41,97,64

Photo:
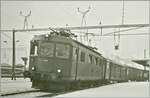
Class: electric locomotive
28,29,149,90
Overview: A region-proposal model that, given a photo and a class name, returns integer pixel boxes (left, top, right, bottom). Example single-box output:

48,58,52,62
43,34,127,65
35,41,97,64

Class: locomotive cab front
29,34,73,89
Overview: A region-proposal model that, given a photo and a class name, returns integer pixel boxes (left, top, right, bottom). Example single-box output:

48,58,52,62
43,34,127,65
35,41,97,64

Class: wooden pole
11,29,16,80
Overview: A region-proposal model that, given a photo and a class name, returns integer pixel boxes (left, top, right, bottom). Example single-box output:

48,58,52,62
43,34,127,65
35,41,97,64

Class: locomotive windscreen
40,43,54,57
39,42,70,59
56,44,70,58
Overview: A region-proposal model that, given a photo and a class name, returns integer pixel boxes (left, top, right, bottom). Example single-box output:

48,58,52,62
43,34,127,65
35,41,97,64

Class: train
27,29,149,91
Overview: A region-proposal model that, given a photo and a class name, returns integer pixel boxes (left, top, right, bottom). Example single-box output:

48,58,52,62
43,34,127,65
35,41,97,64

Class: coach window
106,62,110,69
56,44,70,58
140,71,143,78
116,66,120,75
80,52,85,62
40,43,54,57
126,68,129,76
94,57,98,65
144,72,148,78
88,55,92,64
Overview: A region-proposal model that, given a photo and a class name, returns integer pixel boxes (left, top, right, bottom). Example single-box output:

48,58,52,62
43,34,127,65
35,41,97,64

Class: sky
0,1,149,65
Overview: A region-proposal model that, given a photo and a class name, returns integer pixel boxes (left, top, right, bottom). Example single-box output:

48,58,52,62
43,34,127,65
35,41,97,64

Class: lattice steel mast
77,6,91,43
20,11,31,29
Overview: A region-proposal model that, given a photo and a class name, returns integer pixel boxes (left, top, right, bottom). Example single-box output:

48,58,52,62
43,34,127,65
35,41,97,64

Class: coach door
105,60,110,80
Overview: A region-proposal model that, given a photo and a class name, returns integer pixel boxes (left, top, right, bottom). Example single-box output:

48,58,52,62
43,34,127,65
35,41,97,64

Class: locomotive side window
94,57,98,65
99,58,102,66
56,44,70,58
88,55,92,64
73,47,78,61
80,52,85,62
40,43,54,57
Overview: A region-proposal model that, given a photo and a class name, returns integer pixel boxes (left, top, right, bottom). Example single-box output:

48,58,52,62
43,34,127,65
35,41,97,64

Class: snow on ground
55,82,149,97
0,78,37,95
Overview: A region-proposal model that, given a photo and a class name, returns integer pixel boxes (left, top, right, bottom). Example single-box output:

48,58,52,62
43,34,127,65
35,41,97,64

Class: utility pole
144,49,146,58
3,41,7,62
20,11,31,29
149,0,150,64
12,29,16,80
99,21,102,36
122,0,125,25
78,6,91,43
114,0,125,50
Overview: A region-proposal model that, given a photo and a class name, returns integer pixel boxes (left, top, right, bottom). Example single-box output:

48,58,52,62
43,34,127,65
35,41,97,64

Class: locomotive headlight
45,34,49,38
57,69,61,73
32,66,35,71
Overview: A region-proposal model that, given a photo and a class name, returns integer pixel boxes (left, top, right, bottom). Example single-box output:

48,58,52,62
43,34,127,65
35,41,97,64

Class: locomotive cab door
71,47,79,80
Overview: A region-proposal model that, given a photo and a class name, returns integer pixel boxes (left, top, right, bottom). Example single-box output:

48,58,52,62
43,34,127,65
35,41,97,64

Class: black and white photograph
0,0,149,97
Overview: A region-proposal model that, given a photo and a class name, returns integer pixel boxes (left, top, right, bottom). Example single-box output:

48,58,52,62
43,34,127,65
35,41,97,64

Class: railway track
1,89,76,97
1,89,41,97
1,82,113,97
1,91,56,97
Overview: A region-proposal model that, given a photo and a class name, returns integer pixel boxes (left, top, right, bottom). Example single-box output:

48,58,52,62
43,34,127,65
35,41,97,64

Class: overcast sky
1,1,149,64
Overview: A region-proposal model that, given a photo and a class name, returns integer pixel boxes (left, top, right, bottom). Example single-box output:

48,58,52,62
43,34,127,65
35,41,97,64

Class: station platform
0,78,38,96
1,78,149,97
55,81,149,97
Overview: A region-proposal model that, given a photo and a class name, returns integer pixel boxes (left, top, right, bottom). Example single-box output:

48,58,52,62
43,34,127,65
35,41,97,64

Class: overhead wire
0,24,148,32
71,26,148,36
102,26,148,36
72,31,148,37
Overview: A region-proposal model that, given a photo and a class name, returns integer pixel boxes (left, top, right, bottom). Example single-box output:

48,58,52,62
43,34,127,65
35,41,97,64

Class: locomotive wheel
69,81,82,90
77,81,81,89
